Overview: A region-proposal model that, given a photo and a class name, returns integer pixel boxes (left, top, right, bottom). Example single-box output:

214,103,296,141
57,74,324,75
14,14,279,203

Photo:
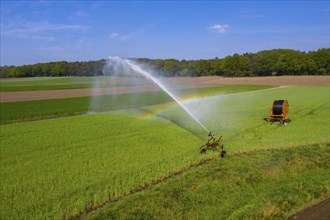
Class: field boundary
66,142,329,220
288,197,330,220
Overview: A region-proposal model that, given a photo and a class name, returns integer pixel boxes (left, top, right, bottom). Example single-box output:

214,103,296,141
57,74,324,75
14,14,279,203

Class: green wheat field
0,77,329,219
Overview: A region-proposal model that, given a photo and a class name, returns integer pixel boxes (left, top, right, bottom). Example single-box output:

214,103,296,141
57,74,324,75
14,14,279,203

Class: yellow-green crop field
0,78,329,219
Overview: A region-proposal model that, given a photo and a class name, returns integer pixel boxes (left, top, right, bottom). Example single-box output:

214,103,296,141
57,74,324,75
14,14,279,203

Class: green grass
0,85,329,219
86,144,330,220
0,83,117,92
1,97,90,124
0,77,94,92
0,111,206,219
1,77,95,85
145,86,330,145
0,93,158,124
0,85,273,124
0,76,148,92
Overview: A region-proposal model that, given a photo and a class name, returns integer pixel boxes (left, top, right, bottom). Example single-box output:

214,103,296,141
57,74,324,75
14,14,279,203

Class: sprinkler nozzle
208,132,215,138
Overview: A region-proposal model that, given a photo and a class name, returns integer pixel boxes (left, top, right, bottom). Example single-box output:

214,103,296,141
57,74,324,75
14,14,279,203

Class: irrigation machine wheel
283,119,291,125
220,151,226,158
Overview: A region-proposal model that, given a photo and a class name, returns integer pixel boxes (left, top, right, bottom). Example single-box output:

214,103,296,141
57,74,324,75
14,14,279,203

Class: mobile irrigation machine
265,99,291,125
200,132,226,158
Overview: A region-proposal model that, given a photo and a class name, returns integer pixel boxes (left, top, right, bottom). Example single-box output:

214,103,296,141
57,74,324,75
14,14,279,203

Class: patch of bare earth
288,197,330,220
0,75,329,102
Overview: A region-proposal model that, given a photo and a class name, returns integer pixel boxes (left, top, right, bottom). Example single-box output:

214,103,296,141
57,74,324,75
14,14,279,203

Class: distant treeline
1,48,329,78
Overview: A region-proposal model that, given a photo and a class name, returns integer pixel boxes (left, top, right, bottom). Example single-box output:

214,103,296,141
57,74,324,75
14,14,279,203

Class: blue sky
1,1,329,66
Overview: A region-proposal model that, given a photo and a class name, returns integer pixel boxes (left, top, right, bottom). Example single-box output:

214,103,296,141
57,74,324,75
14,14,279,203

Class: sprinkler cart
200,132,226,158
265,99,291,125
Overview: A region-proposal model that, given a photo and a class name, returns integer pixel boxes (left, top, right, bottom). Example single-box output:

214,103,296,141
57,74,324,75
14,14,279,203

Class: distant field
1,76,329,92
1,76,328,100
0,77,93,92
0,76,147,92
1,85,329,219
0,85,273,124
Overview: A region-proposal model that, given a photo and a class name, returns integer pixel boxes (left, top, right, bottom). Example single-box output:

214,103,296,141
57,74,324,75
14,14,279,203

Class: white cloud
209,24,230,33
1,21,90,40
110,32,120,39
110,32,133,41
119,34,133,41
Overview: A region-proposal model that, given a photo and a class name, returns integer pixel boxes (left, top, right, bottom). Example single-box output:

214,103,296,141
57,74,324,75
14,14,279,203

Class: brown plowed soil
0,76,329,102
288,197,330,220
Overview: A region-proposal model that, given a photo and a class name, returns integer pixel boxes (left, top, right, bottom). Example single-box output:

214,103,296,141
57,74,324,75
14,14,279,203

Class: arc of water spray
109,57,210,134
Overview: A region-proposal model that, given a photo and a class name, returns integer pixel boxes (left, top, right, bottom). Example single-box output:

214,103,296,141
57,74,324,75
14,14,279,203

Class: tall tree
209,58,224,76
1,48,329,78
194,60,211,76
162,59,179,76
222,54,252,77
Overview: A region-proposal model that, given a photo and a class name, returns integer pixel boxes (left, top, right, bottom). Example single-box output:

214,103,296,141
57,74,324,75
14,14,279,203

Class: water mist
105,56,210,134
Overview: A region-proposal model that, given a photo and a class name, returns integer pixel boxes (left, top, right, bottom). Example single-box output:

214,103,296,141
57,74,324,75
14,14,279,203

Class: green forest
1,48,329,78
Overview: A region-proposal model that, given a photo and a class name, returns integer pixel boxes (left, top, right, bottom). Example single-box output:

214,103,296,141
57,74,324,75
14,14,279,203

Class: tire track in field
66,142,329,220
297,103,328,118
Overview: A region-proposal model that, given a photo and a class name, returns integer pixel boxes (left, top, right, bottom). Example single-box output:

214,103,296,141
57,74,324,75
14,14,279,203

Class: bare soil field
193,75,330,86
0,75,329,102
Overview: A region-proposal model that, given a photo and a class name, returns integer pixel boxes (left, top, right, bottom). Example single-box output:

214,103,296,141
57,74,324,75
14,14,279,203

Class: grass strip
1,83,91,92
85,143,330,220
0,76,147,92
0,77,95,88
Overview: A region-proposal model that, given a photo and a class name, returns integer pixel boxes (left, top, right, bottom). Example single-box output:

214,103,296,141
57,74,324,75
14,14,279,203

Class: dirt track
288,197,330,220
0,75,329,102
